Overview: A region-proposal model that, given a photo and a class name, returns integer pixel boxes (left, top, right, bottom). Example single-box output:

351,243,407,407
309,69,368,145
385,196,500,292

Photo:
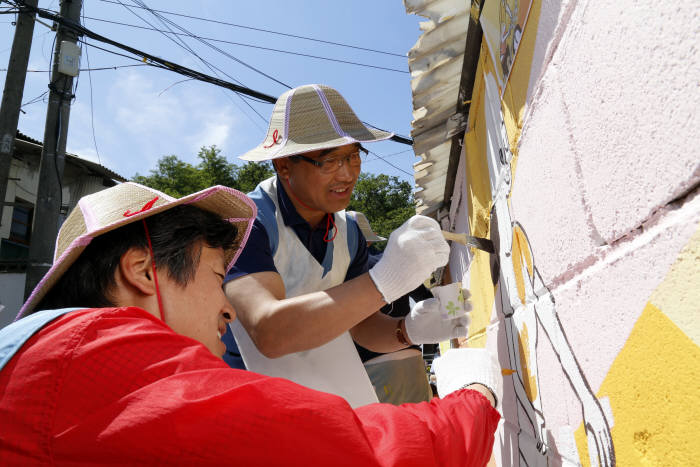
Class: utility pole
24,0,83,299
0,0,39,228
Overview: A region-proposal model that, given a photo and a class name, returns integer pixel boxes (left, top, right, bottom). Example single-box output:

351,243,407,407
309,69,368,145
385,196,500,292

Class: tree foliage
347,173,415,250
133,150,416,251
132,146,274,197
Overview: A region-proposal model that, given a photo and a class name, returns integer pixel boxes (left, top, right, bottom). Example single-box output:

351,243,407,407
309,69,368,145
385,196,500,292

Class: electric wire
94,0,406,58
364,147,413,163
22,4,279,101
1,63,151,72
366,150,413,177
123,0,278,112
131,0,269,128
81,3,102,165
12,1,412,145
20,90,48,108
80,16,408,74
126,0,271,123
123,0,292,90
113,0,269,127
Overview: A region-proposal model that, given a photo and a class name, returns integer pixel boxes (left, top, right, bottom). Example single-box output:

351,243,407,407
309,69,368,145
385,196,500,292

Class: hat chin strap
142,220,166,322
281,178,337,243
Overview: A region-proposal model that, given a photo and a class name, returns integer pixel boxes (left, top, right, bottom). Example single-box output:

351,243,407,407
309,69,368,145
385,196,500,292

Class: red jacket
0,307,499,466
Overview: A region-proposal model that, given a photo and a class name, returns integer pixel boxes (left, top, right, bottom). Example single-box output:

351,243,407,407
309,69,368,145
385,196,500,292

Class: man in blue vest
224,84,470,407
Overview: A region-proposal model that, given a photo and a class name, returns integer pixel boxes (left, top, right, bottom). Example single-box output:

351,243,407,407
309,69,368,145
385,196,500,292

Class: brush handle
441,231,495,253
441,231,467,244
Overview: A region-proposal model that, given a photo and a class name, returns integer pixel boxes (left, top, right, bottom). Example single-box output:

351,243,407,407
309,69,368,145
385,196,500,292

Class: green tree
132,155,202,198
347,173,415,250
197,145,236,188
132,145,274,197
233,161,275,194
133,153,414,250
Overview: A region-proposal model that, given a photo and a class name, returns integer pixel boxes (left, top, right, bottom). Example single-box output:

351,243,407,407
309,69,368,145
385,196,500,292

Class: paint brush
441,231,495,253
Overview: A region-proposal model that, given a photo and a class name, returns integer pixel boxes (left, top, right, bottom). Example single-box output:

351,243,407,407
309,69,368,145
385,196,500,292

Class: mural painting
447,1,700,465
481,0,533,93
483,72,615,466
406,0,698,463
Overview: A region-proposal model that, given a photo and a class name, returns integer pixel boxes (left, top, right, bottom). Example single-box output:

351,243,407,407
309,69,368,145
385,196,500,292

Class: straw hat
346,211,386,242
240,84,393,161
19,182,257,318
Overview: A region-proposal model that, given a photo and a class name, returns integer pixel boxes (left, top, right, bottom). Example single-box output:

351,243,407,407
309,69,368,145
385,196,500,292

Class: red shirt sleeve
1,307,499,466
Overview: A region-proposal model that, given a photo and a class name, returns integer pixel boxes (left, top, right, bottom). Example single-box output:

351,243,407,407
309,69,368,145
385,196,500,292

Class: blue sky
1,0,424,183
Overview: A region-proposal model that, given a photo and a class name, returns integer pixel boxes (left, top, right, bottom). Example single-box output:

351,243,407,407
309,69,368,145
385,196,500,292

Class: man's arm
227,215,452,358
349,310,410,354
225,271,385,358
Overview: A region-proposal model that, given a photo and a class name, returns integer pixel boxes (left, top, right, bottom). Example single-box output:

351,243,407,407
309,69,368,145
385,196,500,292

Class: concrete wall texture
447,0,699,465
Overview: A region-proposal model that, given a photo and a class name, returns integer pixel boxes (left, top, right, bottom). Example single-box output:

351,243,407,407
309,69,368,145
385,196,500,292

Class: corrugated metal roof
15,131,126,182
405,0,471,215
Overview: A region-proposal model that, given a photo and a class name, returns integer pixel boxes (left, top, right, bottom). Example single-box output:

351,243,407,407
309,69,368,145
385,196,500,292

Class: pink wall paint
446,0,699,464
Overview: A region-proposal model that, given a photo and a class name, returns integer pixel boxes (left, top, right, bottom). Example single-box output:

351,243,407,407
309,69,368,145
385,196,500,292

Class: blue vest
0,308,81,371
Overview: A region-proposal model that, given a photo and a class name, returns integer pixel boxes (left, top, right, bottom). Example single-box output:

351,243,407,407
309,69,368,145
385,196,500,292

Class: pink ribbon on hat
123,196,159,217
263,129,282,148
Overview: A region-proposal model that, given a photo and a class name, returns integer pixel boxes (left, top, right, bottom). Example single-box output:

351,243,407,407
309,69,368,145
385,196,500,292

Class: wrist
395,318,412,346
459,383,497,408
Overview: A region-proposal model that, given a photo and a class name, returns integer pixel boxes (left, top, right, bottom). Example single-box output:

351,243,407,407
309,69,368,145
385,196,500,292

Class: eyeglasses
291,146,368,174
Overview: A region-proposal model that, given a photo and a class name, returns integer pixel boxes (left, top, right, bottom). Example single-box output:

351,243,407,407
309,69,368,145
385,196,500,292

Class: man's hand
432,348,503,410
405,298,469,344
369,215,450,304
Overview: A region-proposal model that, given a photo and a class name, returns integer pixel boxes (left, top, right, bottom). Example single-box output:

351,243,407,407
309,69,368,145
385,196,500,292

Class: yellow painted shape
461,61,499,349
502,0,543,185
502,0,542,132
574,303,700,466
465,53,493,242
517,322,538,402
511,224,535,305
465,249,497,349
649,223,700,345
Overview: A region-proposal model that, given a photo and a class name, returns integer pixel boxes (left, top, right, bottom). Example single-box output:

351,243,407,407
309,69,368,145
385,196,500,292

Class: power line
20,89,48,108
13,1,413,146
120,0,292,90
81,15,408,74
81,3,102,165
366,150,413,177
19,2,279,100
1,63,151,72
94,0,406,58
122,0,269,127
364,147,413,163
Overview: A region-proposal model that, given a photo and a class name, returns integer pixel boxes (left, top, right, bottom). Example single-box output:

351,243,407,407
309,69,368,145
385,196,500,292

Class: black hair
37,204,238,311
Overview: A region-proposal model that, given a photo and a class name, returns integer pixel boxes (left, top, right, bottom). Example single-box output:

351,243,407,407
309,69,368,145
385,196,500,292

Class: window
9,199,33,245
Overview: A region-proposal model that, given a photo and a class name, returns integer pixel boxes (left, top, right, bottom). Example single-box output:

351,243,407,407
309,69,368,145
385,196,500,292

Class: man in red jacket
0,182,501,466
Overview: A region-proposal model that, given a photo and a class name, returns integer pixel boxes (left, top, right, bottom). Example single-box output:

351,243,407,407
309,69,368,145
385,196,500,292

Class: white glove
432,348,503,410
405,298,469,344
369,215,449,304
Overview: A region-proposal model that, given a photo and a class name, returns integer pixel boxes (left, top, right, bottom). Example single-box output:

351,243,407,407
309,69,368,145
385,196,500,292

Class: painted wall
445,0,699,465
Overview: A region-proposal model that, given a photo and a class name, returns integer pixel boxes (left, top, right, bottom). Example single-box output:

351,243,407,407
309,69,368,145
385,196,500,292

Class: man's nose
335,157,355,181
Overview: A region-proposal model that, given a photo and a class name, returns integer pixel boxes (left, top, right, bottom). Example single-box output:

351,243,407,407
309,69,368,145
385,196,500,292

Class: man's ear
118,247,157,296
273,158,290,179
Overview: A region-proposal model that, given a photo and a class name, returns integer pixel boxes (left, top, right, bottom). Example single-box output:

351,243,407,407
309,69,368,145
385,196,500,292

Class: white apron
231,177,378,407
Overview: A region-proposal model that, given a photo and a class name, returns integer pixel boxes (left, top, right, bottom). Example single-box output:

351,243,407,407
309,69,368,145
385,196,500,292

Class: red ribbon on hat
123,196,159,217
263,129,281,148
